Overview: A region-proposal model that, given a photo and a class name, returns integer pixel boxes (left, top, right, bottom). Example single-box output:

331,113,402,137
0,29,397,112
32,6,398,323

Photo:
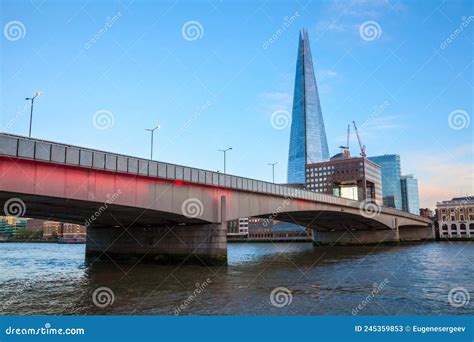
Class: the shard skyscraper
287,29,329,184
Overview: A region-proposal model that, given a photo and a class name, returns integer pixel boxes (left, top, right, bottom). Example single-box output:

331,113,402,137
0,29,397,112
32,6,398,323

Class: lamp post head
145,125,160,132
26,91,42,101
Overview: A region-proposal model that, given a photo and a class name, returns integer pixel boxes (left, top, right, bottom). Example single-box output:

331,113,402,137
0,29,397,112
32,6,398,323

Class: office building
248,218,273,239
368,154,402,209
305,154,382,205
227,218,249,239
401,174,420,215
26,219,46,233
43,221,63,238
436,197,474,239
0,216,27,237
419,208,434,218
287,29,329,184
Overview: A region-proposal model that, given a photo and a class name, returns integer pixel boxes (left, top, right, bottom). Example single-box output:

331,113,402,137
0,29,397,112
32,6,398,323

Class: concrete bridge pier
86,195,228,266
85,223,227,266
398,225,435,242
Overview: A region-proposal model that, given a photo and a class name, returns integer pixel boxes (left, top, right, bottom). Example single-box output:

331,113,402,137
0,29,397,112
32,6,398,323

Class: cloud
258,91,293,114
314,0,406,38
317,70,338,80
316,20,348,33
330,0,394,18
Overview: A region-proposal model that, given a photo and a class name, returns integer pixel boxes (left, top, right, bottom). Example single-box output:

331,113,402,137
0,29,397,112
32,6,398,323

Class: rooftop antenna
338,124,351,158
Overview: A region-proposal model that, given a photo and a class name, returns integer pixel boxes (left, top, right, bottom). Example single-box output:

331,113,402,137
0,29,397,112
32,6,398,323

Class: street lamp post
268,162,278,183
218,147,232,174
25,91,42,138
145,125,160,160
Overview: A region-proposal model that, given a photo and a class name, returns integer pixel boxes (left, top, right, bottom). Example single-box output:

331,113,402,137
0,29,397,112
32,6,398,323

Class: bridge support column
85,223,227,266
312,228,400,246
398,225,434,242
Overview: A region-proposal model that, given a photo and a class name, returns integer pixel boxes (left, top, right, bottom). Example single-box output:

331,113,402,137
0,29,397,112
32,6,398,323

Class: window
451,224,457,230
460,224,466,230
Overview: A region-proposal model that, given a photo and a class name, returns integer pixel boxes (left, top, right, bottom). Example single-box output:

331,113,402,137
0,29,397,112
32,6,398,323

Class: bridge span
0,134,433,265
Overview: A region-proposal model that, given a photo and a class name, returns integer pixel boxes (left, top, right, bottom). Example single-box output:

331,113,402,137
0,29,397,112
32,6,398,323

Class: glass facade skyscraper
368,154,402,209
401,174,420,215
287,29,329,184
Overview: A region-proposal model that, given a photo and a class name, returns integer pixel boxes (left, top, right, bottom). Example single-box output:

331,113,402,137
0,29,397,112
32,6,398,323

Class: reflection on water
0,242,473,315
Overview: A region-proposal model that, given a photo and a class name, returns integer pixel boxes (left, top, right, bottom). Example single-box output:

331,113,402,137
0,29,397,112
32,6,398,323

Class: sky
1,0,473,210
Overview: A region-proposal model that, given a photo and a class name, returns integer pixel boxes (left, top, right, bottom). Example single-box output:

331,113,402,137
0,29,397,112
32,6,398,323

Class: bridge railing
0,133,425,221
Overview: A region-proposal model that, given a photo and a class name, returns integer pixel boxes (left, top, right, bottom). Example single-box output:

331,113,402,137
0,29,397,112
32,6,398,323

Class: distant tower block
287,29,329,184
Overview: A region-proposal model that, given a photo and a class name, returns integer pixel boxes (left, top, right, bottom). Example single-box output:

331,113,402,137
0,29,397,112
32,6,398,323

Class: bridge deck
0,133,427,223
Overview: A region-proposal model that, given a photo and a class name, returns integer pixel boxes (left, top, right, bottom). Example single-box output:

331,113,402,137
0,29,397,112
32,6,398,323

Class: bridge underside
0,191,207,227
261,211,392,231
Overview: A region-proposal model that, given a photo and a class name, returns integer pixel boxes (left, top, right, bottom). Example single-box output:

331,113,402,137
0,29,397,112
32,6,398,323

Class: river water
0,242,472,315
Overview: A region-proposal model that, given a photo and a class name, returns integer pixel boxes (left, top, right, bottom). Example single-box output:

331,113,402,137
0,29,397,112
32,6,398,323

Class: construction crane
352,121,366,158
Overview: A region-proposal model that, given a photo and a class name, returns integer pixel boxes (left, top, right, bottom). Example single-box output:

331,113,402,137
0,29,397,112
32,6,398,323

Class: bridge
0,133,433,265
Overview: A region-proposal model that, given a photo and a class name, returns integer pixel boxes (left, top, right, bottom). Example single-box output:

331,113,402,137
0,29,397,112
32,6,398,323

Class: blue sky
1,0,472,209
